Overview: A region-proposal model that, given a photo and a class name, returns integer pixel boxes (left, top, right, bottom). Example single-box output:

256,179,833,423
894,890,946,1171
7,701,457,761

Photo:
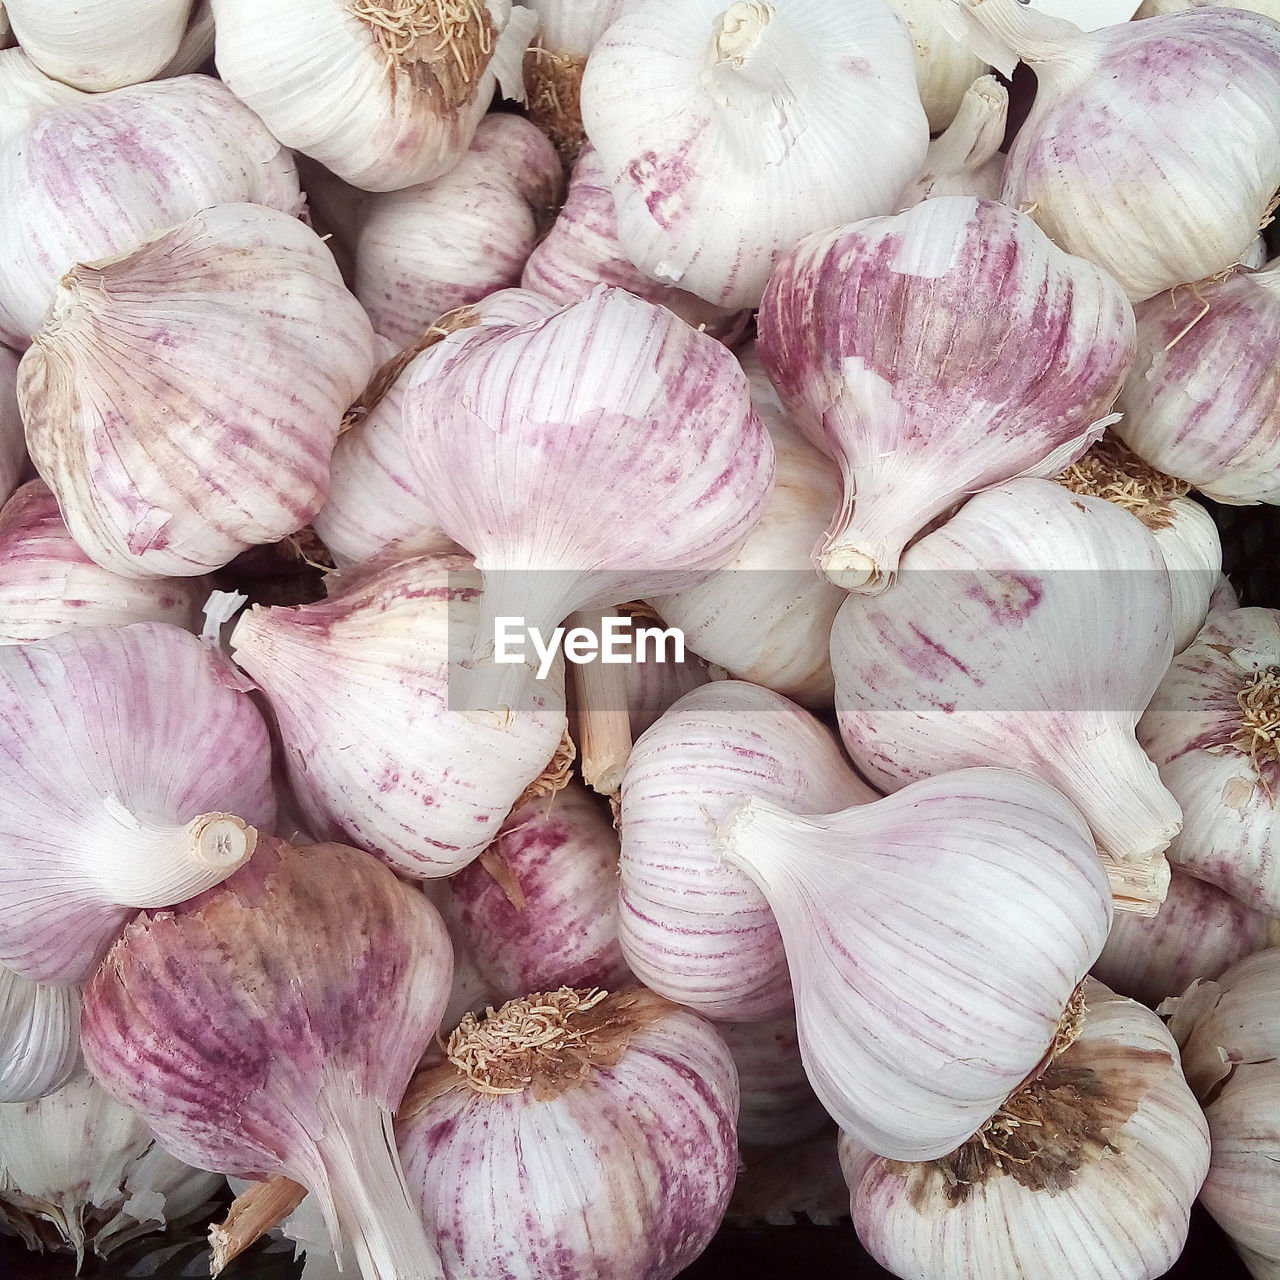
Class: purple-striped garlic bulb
0,623,274,984
619,680,875,1022
718,1013,826,1147
355,116,563,347
398,987,738,1280
897,75,1007,207
842,978,1209,1280
0,966,80,1104
0,346,25,510
0,49,88,147
0,75,302,348
449,780,630,1000
832,477,1180,914
625,637,716,740
230,553,568,879
82,837,454,1280
19,203,377,578
758,196,1136,593
718,767,1113,1160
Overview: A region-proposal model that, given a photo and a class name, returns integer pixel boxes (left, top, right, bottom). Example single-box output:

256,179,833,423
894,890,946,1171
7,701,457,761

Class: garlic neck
953,0,1098,91
703,1,817,108
924,76,1008,179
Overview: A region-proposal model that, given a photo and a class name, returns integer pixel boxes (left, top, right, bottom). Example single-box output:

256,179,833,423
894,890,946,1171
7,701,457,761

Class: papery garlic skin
759,197,1136,592
1116,260,1280,504
619,681,875,1022
580,0,929,309
0,623,275,984
3,0,192,91
885,0,990,131
355,115,563,347
211,0,537,192
0,49,87,147
0,76,303,348
718,1014,826,1147
1139,608,1280,915
20,203,377,579
841,979,1209,1280
0,966,79,1104
230,554,568,879
832,478,1180,908
0,347,24,509
898,74,1007,207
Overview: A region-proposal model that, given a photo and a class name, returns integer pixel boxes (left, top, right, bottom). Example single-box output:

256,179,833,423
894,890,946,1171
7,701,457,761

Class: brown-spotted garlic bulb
397,987,739,1280
0,48,87,147
842,979,1210,1280
898,74,1008,208
19,203,378,579
81,837,454,1280
885,0,991,131
0,965,80,1104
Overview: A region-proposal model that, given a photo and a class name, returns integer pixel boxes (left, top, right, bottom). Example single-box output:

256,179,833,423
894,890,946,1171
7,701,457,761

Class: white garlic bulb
0,966,79,1104
0,347,25,510
211,0,538,192
1116,259,1280,504
842,978,1210,1280
0,75,303,348
355,115,563,346
885,0,990,131
718,1013,827,1147
0,48,87,147
1137,0,1280,18
580,0,929,309
897,74,1007,207
831,478,1180,912
1138,608,1280,915
20,203,378,579
759,197,1136,593
159,0,215,76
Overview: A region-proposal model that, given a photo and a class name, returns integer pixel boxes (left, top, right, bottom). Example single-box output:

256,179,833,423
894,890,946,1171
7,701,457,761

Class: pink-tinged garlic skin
1138,608,1280,915
81,838,452,1280
229,553,568,879
1093,868,1272,1008
0,346,25,509
450,782,631,1000
832,478,1180,886
356,115,563,347
1116,260,1280,504
0,966,80,1104
19,203,378,580
0,623,275,984
0,76,302,348
521,145,750,343
841,980,1210,1280
758,197,1136,593
718,1013,826,1147
0,49,88,147
619,680,875,1022
1211,574,1242,616
625,644,716,740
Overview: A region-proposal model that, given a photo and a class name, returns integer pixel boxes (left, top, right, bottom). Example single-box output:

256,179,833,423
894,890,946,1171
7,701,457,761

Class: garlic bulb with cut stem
580,0,929,309
885,0,990,131
831,477,1179,913
952,0,1280,302
0,49,87,147
0,347,25,510
0,623,275,984
0,76,303,349
842,978,1209,1280
759,197,1135,593
82,837,454,1280
211,0,537,192
619,680,876,1022
20,203,378,579
396,987,739,1280
1137,0,1280,18
1138,608,1280,915
0,966,79,1104
719,1013,827,1147
230,553,569,879
897,74,1007,207
3,0,192,92
1115,259,1280,504
355,114,563,347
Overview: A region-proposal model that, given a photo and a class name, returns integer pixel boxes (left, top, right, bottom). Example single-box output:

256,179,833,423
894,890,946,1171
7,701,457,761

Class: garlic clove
0,965,80,1104
898,74,1008,207
20,203,378,579
885,0,991,131
0,48,88,147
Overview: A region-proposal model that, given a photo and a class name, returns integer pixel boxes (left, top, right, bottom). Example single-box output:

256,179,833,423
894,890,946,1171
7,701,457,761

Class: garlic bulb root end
191,813,257,870
818,545,883,593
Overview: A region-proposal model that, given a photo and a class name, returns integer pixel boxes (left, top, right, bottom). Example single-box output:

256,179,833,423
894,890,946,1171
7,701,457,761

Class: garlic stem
922,74,1008,180
568,611,633,795
705,1,818,102
210,1176,307,1278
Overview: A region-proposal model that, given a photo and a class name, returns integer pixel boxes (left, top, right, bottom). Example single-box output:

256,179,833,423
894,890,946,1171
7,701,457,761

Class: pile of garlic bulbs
0,3,1277,1280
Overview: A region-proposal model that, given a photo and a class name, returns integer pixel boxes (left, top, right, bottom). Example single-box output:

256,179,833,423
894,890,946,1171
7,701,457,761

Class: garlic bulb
0,347,24,510
625,637,716,740
897,74,1007,207
842,978,1210,1280
1057,436,1221,652
953,0,1280,302
759,197,1136,592
0,1069,224,1266
81,837,454,1280
729,1126,850,1227
449,781,631,999
230,553,569,879
397,987,739,1280
3,0,192,91
403,285,775,715
885,0,990,131
520,144,750,342
718,1014,827,1147
0,966,79,1104
0,481,207,642
1093,868,1272,1008
0,623,275,984
1115,259,1280,504
160,0,215,76
20,203,378,579
1137,0,1280,18
1138,608,1280,915
831,478,1180,912
0,76,303,348
580,0,929,309
0,49,86,147
211,0,537,192
355,115,563,347
1211,574,1242,616
619,680,875,1021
